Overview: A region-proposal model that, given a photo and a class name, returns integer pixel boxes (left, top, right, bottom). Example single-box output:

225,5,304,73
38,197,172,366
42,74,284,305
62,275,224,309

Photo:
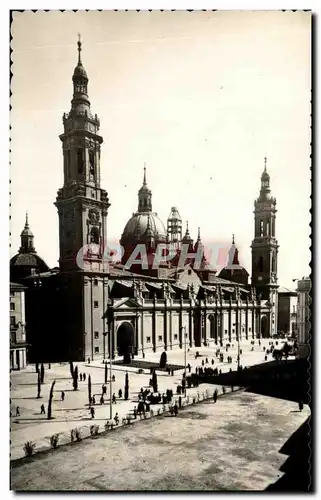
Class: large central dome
121,212,166,243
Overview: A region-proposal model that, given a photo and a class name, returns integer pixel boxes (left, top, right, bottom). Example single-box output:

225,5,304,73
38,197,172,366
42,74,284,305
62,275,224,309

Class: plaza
11,339,291,463
11,387,309,491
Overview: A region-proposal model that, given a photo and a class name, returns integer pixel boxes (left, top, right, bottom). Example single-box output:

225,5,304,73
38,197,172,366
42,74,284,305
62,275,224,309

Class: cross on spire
264,154,267,172
143,162,147,185
232,233,235,245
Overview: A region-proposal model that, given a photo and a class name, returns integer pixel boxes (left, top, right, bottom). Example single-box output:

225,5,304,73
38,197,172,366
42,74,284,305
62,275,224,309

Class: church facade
10,39,279,363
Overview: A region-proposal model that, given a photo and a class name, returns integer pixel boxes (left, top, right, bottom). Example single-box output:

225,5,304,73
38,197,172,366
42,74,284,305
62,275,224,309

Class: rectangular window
10,303,15,311
10,316,16,327
174,334,178,340
94,279,98,286
158,335,162,342
94,331,99,339
146,337,151,343
94,301,98,308
95,346,99,353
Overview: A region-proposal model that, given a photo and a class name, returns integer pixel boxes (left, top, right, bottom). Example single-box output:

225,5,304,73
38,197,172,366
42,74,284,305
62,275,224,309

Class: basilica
10,39,279,363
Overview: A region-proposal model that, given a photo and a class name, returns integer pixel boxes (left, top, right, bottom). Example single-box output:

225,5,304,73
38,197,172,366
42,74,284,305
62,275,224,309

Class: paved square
11,390,309,491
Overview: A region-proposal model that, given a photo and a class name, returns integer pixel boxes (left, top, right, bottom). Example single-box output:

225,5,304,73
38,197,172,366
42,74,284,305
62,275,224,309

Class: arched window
89,150,95,176
260,220,264,237
90,227,100,244
272,253,276,273
77,149,84,174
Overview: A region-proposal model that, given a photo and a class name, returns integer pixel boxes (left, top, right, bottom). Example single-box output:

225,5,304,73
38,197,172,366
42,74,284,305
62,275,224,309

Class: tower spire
264,154,267,173
232,233,235,245
25,211,29,229
77,33,82,64
143,163,147,186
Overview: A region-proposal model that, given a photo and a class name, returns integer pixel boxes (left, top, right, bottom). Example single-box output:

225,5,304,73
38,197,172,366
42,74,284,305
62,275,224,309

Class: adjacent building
10,282,27,370
277,287,297,337
296,277,311,359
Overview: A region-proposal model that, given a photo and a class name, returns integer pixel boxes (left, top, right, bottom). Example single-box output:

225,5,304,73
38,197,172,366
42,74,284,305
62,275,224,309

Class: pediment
112,297,141,309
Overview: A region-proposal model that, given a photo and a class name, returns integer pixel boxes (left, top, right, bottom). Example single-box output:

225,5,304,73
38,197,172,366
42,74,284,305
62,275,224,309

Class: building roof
10,282,27,290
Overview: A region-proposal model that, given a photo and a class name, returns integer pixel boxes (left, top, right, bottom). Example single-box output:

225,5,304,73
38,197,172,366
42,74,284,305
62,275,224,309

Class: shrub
90,425,99,436
50,433,60,449
75,427,82,441
23,441,36,457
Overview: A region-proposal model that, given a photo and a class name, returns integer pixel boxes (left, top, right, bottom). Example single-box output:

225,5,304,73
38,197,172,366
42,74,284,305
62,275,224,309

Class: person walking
112,375,115,382
83,373,86,381
40,404,45,415
92,395,96,405
178,396,182,409
16,406,20,417
80,373,83,382
102,384,107,395
90,407,95,419
112,393,116,404
174,403,178,416
133,406,137,419
213,390,218,403
61,391,65,401
100,395,104,405
114,413,119,425
118,389,122,399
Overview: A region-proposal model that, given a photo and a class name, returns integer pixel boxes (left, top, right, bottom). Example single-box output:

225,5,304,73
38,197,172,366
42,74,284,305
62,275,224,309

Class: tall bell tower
251,157,279,337
55,37,110,361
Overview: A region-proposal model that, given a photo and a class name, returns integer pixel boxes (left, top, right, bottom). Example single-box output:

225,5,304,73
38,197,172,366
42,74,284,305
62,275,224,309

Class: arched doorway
117,321,135,363
261,315,269,338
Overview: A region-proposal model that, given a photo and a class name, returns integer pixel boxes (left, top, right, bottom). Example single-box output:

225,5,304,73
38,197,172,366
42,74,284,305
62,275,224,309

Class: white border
3,1,317,498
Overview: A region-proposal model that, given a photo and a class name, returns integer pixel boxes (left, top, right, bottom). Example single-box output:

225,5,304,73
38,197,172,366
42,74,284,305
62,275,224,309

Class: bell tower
54,37,110,361
251,156,279,336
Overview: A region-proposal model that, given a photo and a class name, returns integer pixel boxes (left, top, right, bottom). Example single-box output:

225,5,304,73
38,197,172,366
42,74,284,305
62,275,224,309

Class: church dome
73,63,88,81
121,212,167,243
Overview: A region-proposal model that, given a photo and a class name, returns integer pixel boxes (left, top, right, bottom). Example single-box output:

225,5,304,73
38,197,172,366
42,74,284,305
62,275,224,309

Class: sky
10,10,311,288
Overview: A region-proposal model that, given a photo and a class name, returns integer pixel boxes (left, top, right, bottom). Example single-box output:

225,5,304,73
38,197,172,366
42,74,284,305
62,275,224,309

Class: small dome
121,212,166,242
73,63,88,81
261,169,270,182
20,226,34,237
10,253,48,269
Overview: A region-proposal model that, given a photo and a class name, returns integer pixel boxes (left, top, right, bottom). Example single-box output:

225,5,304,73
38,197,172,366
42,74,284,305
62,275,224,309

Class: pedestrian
80,373,83,382
40,404,45,415
178,396,182,409
174,403,178,416
102,385,107,395
92,395,96,405
202,360,204,366
87,357,90,364
100,395,104,405
83,373,86,381
90,407,95,419
171,370,174,376
213,389,218,403
222,386,226,394
205,357,208,364
114,413,119,425
211,359,214,365
299,400,303,412
133,406,137,419
61,390,65,401
16,406,20,417
112,375,115,382
118,389,122,399
219,369,222,375
112,393,116,404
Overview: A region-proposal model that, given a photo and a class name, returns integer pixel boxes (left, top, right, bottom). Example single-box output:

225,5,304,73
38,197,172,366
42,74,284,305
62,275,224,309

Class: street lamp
103,328,113,420
181,326,187,397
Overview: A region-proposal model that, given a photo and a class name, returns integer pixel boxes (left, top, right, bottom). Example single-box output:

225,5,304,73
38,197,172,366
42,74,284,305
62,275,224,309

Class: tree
88,374,92,405
40,363,45,384
47,380,56,420
124,372,129,400
104,362,108,384
152,369,158,393
159,351,167,369
73,368,78,391
70,361,74,377
37,371,41,398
